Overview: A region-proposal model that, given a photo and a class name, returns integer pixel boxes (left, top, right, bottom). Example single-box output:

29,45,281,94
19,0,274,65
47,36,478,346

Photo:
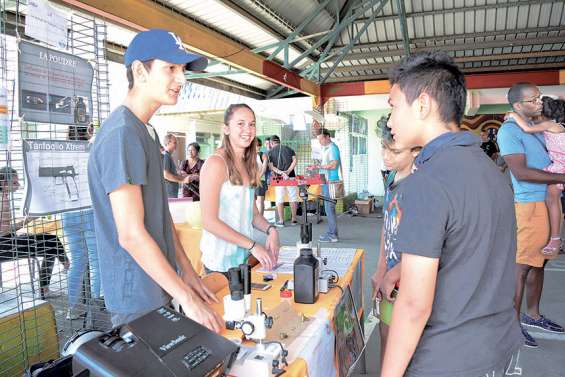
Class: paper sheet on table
256,246,357,277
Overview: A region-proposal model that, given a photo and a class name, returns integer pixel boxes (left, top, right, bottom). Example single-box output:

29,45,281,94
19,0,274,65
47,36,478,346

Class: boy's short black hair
271,135,280,143
126,60,154,90
542,97,565,124
319,129,331,137
507,82,537,107
389,51,467,125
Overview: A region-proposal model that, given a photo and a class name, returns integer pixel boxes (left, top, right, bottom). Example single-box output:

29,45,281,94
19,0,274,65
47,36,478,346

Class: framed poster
22,139,91,216
18,41,93,125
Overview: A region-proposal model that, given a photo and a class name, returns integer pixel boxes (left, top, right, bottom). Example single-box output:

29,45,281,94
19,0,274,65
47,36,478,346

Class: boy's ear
416,92,432,120
131,60,148,84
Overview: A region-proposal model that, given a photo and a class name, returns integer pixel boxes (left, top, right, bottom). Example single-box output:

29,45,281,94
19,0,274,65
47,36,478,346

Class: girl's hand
251,243,275,271
265,229,280,261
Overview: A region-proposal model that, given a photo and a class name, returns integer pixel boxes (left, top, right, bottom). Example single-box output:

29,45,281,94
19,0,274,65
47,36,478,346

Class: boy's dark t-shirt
268,145,296,178
88,106,176,315
391,132,522,377
382,170,402,270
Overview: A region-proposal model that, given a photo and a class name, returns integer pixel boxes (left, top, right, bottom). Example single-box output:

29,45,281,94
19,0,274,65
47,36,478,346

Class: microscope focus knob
265,316,274,329
241,321,255,336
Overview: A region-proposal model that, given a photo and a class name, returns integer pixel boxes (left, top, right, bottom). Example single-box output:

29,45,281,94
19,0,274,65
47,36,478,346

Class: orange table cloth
174,223,204,275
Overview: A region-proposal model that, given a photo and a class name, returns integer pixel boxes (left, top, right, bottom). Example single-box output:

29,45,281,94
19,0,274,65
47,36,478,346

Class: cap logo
168,32,186,51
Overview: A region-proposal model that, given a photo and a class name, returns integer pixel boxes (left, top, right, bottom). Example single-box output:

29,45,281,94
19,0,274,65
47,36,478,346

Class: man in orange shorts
498,82,565,348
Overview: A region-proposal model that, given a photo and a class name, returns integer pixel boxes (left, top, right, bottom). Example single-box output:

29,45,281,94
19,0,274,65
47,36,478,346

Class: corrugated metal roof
103,0,565,95
321,0,565,82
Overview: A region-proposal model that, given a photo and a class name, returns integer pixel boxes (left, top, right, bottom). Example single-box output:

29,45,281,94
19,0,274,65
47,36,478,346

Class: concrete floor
269,208,565,377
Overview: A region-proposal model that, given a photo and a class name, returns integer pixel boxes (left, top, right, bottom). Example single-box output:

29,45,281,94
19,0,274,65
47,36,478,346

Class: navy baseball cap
124,29,208,71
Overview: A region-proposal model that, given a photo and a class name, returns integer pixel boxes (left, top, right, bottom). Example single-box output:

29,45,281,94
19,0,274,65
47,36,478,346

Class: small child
506,96,565,257
371,122,420,366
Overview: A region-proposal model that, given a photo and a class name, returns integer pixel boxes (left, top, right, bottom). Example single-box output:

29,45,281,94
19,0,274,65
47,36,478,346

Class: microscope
223,265,287,377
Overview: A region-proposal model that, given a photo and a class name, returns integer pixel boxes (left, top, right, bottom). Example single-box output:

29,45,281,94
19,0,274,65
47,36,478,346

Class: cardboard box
355,199,373,216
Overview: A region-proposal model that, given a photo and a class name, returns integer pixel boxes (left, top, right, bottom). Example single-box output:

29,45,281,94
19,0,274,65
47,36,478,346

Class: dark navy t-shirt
391,132,522,377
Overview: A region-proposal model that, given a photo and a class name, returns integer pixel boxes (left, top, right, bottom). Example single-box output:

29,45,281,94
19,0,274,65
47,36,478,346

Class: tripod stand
297,184,337,245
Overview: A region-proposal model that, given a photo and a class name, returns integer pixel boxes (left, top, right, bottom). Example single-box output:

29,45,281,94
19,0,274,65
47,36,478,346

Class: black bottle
293,248,319,304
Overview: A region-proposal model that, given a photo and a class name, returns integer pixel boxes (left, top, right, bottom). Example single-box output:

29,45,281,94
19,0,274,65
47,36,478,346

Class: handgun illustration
38,166,79,201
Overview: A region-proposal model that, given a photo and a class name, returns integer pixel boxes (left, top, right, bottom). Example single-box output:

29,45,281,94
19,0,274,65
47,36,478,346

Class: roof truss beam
324,62,565,83
331,25,565,55
322,50,565,75
328,34,565,62
395,0,410,56
320,0,389,83
354,0,559,23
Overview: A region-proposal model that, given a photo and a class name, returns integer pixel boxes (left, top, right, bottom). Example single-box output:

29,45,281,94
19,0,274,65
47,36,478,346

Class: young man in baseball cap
88,29,223,332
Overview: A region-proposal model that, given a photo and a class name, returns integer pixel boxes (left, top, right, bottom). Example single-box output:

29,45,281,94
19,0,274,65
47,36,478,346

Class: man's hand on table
179,292,224,333
181,269,219,305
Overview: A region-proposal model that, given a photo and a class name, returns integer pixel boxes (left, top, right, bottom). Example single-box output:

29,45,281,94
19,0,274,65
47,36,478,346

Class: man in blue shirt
316,129,341,242
498,82,565,348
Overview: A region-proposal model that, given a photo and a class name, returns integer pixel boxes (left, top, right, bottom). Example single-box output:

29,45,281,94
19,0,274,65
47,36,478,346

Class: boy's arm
287,155,298,174
258,154,268,177
109,183,223,332
381,253,439,377
164,170,187,183
371,231,387,300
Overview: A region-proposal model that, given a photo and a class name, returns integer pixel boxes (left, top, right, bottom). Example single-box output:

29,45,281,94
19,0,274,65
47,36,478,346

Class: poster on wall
18,41,93,125
22,139,91,216
25,0,68,49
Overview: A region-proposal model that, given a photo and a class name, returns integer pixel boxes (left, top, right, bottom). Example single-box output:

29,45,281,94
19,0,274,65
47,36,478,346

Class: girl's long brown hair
222,104,259,188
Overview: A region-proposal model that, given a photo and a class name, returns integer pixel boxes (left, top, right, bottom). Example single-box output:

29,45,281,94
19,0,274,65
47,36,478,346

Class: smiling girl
200,104,280,274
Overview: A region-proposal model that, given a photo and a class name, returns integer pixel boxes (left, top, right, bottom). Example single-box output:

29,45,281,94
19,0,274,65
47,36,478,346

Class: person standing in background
315,129,341,242
64,125,103,320
163,133,189,198
498,82,565,349
255,138,269,215
180,142,205,200
268,135,299,227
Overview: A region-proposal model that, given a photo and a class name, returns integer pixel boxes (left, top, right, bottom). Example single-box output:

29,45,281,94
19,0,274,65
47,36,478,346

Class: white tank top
200,154,254,272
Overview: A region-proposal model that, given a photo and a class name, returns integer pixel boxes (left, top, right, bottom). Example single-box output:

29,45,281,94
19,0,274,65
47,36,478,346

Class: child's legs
379,322,389,368
545,184,563,238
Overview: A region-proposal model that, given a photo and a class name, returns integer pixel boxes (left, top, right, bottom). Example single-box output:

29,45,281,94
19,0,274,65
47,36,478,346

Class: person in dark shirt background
480,129,499,160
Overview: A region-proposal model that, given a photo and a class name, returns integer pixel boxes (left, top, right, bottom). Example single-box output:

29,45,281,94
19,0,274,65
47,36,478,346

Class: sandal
542,237,561,259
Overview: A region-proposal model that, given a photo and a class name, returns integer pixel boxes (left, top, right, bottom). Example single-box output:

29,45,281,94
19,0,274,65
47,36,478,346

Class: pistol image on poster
38,166,80,202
